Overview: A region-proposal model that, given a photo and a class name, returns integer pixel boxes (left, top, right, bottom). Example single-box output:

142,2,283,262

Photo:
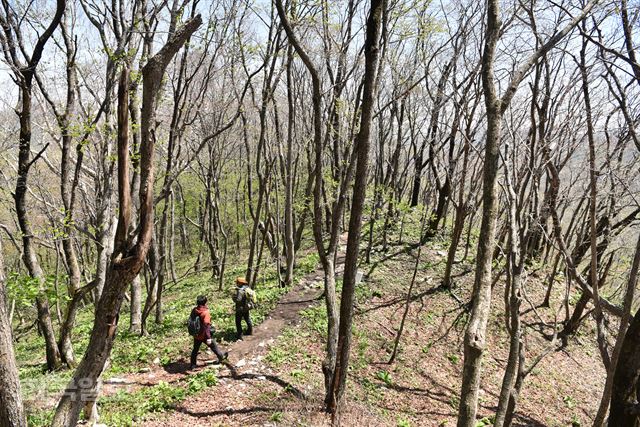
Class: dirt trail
101,237,346,405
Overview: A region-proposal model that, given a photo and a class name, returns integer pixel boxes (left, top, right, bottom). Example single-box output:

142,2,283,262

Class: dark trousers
191,338,224,366
235,310,253,338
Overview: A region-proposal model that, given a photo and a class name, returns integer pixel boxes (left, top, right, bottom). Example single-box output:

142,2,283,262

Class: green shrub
376,370,393,387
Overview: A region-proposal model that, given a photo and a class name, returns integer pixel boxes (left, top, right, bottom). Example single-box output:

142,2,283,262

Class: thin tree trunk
0,238,26,427
283,43,296,287
580,28,610,371
327,0,384,414
129,276,142,334
457,2,502,421
11,0,66,371
457,1,599,422
494,151,524,427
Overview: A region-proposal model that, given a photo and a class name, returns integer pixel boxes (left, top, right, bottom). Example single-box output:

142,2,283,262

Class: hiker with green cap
234,277,255,340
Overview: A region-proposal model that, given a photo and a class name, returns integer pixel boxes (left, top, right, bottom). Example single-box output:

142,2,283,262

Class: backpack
187,310,202,336
245,287,257,310
235,286,257,311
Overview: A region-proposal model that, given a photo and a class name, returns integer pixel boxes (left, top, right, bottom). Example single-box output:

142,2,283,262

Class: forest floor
125,237,602,426
98,239,347,406
17,225,604,427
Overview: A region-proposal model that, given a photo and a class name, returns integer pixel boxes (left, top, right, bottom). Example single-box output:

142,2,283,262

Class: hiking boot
218,352,229,363
237,334,243,341
189,364,197,370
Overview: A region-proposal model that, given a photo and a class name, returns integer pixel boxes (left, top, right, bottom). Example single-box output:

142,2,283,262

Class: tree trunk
321,258,339,405
494,149,523,427
129,276,142,334
12,0,66,370
610,304,640,427
594,233,640,425
457,2,502,422
327,0,384,414
0,238,26,427
52,19,201,425
457,0,599,422
283,43,296,287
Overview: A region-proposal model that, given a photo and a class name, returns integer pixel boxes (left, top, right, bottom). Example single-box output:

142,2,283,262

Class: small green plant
266,345,289,367
301,304,328,335
187,369,218,393
26,410,54,427
145,381,186,412
290,369,305,380
475,416,495,427
447,354,460,365
424,311,435,324
376,370,393,387
421,342,433,354
361,377,378,392
270,411,284,422
563,395,576,409
449,395,460,410
397,417,411,427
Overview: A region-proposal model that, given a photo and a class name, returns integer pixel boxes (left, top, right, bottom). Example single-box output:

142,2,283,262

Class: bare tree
458,1,601,425
52,15,202,425
326,0,385,415
0,0,67,371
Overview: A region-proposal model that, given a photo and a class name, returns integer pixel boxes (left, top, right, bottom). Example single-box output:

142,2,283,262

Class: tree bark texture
0,238,26,427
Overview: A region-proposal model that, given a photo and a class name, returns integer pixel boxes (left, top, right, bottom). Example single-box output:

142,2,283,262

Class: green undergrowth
19,250,319,426
99,367,219,426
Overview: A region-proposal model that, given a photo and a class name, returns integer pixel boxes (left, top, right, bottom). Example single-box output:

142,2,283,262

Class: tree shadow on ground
175,405,275,418
357,284,446,315
364,243,421,278
163,357,226,375
163,361,192,374
223,363,307,400
474,398,548,426
356,367,549,426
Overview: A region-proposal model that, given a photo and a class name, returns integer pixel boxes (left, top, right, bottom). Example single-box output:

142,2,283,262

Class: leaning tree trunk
610,300,640,427
274,0,338,407
51,17,201,426
0,238,26,427
595,233,640,425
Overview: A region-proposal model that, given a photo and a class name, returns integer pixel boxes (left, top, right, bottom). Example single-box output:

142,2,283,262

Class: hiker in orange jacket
190,295,228,369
